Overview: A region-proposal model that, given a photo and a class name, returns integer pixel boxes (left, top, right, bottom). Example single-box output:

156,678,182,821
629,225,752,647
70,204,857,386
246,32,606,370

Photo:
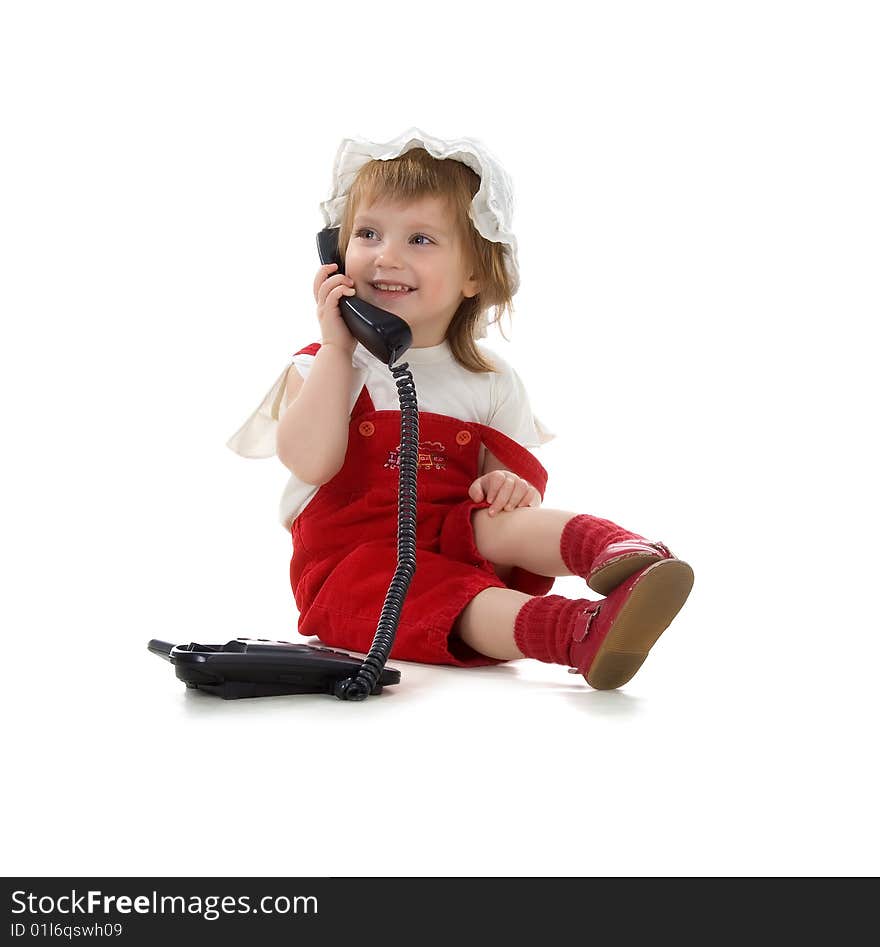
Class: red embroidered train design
385,440,447,471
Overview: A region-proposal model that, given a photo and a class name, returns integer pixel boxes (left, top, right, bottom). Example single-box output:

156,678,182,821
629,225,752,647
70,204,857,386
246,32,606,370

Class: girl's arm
481,448,507,477
275,343,355,484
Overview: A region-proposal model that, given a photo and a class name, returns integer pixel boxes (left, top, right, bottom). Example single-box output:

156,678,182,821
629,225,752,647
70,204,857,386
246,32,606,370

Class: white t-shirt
226,339,555,530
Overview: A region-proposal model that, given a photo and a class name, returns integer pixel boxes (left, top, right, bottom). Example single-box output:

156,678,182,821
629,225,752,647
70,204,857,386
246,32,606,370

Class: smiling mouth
370,283,416,296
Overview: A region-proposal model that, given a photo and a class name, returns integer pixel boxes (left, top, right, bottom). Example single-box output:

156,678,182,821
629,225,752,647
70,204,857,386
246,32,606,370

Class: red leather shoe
569,558,694,689
587,539,676,595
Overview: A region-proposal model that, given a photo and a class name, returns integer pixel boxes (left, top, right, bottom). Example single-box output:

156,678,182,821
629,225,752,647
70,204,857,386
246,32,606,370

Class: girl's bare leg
453,508,580,659
472,507,579,578
454,587,533,660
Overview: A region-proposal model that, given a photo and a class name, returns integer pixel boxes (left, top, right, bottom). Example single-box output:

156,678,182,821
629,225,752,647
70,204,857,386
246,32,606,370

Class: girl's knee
472,505,520,564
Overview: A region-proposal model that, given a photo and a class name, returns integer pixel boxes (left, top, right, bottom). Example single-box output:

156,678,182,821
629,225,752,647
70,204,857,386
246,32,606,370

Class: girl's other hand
468,471,541,516
314,263,357,358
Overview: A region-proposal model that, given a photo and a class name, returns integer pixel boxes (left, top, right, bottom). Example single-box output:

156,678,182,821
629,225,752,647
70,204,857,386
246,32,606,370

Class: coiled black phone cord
334,360,419,700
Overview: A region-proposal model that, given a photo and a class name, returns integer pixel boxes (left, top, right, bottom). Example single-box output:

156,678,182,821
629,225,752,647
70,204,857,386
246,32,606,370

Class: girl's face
344,195,479,346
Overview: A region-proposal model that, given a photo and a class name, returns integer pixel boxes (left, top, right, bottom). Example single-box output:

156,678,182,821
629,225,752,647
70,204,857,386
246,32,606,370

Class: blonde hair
336,147,514,373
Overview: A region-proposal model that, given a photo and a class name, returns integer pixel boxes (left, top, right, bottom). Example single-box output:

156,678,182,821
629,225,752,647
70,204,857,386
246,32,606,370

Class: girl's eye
354,229,432,246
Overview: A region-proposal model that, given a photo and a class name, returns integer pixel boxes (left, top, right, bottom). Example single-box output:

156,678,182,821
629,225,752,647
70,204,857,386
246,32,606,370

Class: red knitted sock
513,594,597,666
559,514,646,578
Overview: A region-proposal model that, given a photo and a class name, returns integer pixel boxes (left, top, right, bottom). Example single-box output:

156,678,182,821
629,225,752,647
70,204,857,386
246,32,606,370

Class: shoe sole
589,553,665,595
586,559,694,690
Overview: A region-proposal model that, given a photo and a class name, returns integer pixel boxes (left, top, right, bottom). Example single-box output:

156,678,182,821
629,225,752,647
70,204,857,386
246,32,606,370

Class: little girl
227,128,694,690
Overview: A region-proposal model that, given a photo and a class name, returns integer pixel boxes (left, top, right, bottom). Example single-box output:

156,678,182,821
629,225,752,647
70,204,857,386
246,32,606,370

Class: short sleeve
487,357,556,448
225,350,366,458
225,361,296,459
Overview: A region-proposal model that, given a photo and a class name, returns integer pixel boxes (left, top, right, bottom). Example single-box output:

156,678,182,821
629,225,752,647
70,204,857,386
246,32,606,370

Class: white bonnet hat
320,127,520,338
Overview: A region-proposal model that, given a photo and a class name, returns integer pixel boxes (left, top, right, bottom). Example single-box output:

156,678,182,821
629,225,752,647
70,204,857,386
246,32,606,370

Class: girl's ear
462,274,480,299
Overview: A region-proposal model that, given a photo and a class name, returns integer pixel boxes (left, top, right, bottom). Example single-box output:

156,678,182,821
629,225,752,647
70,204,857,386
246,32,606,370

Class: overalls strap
474,423,549,499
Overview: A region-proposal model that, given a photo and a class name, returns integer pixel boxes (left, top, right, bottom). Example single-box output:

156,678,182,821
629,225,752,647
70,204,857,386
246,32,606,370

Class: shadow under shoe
571,558,694,690
587,539,676,595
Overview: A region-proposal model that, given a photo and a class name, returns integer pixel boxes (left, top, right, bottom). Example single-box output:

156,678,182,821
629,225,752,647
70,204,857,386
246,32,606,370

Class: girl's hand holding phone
314,262,357,357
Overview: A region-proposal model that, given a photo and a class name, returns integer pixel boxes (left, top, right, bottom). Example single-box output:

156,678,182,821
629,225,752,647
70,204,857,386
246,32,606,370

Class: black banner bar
2,877,870,944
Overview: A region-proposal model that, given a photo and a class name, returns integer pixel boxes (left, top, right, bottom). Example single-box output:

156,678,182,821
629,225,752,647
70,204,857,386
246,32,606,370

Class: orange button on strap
358,421,375,437
456,429,472,445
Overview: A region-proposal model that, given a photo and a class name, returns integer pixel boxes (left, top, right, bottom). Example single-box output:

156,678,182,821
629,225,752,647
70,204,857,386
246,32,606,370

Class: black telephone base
183,679,371,699
148,638,401,700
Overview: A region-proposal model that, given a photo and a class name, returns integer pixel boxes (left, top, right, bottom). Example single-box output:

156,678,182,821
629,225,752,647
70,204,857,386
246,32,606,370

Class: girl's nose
375,242,403,267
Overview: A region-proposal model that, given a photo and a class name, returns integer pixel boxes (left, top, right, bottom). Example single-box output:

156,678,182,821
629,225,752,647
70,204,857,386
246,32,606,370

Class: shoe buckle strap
568,603,603,674
572,602,602,644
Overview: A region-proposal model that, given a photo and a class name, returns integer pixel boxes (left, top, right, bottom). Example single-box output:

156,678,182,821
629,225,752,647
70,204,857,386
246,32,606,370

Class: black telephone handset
316,228,412,366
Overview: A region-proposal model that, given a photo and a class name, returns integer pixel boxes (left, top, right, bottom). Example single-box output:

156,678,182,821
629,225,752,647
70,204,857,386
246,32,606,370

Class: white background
2,0,877,877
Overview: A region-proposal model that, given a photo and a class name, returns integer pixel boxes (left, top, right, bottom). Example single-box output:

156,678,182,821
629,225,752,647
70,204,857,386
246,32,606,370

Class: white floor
5,558,877,877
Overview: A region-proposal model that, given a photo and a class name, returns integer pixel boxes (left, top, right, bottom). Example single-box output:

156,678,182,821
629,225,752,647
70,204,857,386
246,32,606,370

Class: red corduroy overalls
289,343,555,667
